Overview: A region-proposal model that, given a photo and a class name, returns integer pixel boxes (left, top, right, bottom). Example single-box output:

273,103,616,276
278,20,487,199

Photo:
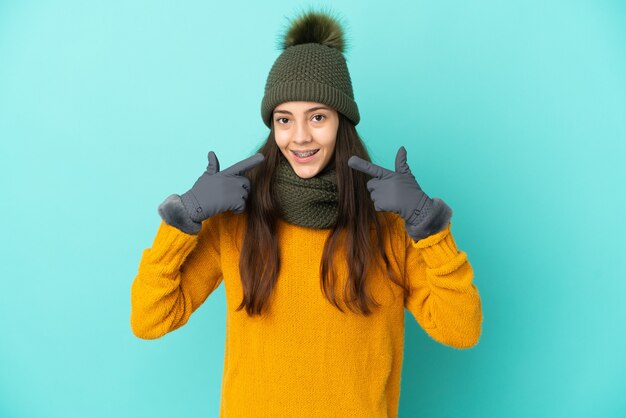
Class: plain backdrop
1,1,625,417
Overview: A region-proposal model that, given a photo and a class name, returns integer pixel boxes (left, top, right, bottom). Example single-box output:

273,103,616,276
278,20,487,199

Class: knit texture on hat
261,11,360,127
273,154,338,229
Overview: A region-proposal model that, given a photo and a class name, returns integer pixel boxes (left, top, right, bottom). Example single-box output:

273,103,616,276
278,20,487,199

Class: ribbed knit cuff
411,223,461,269
142,220,199,277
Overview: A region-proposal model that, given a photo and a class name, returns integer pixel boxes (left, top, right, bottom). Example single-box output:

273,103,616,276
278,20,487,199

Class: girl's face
273,101,339,179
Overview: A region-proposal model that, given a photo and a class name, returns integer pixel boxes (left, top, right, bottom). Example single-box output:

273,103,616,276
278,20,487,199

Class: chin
292,166,320,179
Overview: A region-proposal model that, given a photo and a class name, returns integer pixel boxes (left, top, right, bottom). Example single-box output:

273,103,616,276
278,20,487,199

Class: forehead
273,101,333,113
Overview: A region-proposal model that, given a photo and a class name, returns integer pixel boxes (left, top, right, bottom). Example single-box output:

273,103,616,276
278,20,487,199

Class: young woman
131,9,482,418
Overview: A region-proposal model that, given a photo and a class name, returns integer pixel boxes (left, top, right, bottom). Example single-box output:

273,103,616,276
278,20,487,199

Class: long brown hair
238,113,410,316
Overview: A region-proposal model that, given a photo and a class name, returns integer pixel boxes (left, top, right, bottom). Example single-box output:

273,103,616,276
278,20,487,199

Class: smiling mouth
292,149,319,158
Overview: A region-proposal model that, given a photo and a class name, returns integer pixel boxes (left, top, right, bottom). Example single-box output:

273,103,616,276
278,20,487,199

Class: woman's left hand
348,146,433,227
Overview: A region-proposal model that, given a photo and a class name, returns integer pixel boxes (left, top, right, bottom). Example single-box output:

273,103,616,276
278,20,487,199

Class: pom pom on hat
280,9,347,53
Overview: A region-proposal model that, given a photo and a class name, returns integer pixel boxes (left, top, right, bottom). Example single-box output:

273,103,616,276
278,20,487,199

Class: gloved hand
180,151,265,223
347,146,452,241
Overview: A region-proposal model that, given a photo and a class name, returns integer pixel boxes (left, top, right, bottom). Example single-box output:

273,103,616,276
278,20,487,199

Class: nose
293,120,312,145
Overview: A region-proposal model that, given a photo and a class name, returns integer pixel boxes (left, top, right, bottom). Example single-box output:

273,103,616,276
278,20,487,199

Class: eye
275,117,289,124
312,114,326,122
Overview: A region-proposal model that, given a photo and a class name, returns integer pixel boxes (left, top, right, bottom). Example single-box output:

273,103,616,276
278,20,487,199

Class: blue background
1,1,625,417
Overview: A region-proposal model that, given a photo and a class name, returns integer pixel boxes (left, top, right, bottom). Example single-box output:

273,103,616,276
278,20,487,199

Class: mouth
291,149,320,159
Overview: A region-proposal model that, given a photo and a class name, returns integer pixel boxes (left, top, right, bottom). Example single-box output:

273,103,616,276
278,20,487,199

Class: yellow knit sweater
130,211,482,417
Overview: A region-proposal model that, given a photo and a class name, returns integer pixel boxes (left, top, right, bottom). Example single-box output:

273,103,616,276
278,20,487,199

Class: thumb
394,146,411,175
206,151,220,174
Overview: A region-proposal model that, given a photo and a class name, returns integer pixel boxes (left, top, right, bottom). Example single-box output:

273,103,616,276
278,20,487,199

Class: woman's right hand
180,151,265,223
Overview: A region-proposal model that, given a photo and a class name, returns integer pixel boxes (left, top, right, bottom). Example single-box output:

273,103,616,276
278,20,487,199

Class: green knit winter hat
261,10,360,128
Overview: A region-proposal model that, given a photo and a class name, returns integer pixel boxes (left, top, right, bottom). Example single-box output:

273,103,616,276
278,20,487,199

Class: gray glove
158,151,264,234
348,146,452,241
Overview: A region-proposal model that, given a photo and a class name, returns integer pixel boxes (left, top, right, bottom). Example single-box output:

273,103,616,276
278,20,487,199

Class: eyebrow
273,106,331,115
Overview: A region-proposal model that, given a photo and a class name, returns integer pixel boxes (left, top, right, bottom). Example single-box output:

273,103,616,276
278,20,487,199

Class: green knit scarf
273,155,338,229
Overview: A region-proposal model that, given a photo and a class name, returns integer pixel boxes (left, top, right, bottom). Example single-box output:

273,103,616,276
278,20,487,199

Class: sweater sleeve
130,216,224,340
403,222,483,349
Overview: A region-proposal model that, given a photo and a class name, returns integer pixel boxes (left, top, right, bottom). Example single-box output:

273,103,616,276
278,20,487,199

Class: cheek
321,132,337,152
321,123,338,151
274,133,288,149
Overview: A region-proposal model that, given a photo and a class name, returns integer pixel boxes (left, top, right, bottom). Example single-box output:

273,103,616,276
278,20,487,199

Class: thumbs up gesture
180,151,265,223
348,146,451,241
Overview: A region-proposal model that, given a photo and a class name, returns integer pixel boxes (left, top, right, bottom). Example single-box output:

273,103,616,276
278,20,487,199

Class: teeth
294,149,318,158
